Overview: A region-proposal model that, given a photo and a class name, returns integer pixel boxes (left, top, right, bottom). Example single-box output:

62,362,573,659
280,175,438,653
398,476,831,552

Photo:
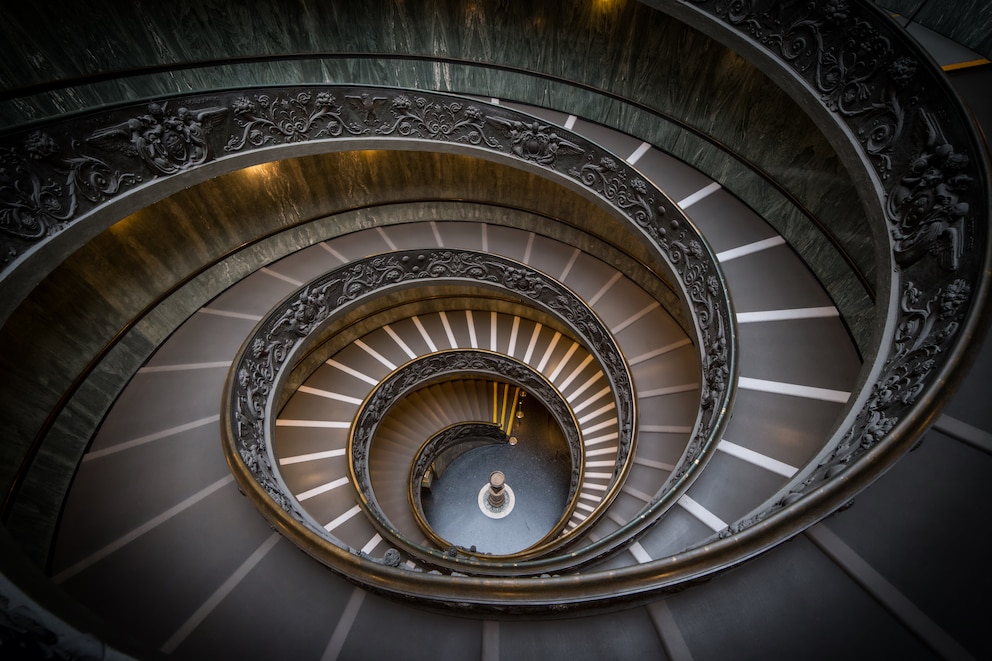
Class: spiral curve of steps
45,100,865,656
1,3,990,660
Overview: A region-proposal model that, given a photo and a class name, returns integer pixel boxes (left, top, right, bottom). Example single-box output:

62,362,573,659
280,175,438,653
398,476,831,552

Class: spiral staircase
0,2,989,660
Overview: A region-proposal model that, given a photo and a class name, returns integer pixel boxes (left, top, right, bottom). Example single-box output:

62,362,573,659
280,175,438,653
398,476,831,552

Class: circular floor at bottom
421,439,572,555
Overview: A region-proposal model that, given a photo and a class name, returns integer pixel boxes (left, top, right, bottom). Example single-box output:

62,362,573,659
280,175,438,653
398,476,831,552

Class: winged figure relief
346,93,387,125
887,109,972,271
87,102,228,175
487,116,583,166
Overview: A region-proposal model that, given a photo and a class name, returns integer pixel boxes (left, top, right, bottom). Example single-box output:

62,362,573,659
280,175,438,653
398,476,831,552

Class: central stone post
487,471,506,509
478,469,515,519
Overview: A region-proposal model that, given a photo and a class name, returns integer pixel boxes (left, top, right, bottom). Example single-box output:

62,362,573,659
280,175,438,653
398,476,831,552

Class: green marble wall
0,0,885,557
0,0,873,307
1,150,680,560
877,0,992,58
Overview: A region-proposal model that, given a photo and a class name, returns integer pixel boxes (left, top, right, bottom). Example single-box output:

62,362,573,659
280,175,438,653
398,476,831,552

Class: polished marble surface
880,0,992,60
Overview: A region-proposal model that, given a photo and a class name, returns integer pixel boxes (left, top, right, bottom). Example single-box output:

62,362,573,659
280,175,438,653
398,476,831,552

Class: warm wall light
592,0,622,14
240,162,278,180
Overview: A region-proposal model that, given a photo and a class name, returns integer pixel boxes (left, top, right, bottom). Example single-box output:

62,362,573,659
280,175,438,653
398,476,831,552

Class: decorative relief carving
650,220,729,481
570,155,663,227
4,84,734,558
1,85,709,303
226,91,368,152
375,95,501,148
88,101,228,175
410,423,508,509
828,277,959,453
346,92,388,125
0,90,732,449
687,0,984,545
722,276,972,538
0,0,980,592
234,335,306,523
228,250,639,553
887,110,972,271
689,0,917,177
0,131,138,261
381,548,402,567
271,281,340,337
489,117,583,166
687,0,979,274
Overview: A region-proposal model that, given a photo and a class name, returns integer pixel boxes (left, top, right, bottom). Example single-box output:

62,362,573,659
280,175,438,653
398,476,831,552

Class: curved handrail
656,0,990,537
349,354,584,562
221,2,989,607
14,0,983,611
1,85,735,553
226,250,694,574
0,38,875,305
408,421,510,550
0,87,734,508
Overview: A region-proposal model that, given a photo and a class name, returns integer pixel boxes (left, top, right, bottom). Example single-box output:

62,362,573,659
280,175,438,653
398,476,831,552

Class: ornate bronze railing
221,3,988,605
224,250,670,574
0,85,733,551
657,0,990,540
408,421,510,547
3,0,981,612
350,354,583,562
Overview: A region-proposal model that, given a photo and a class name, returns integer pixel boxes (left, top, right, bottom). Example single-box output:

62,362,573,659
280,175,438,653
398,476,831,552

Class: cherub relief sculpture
87,101,228,176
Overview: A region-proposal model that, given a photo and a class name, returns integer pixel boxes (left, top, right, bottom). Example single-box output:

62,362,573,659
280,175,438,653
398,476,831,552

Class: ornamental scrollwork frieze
684,0,986,543
87,101,228,175
684,0,981,276
5,85,733,533
721,276,972,538
563,152,729,473
687,0,917,178
652,219,730,474
489,116,584,166
569,155,663,228
0,86,707,289
0,131,138,262
227,250,640,543
374,95,501,149
1,88,731,433
805,277,967,478
887,109,973,272
564,150,733,469
226,91,369,152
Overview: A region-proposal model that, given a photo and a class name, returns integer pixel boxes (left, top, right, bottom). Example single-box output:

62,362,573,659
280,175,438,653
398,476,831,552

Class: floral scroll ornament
569,155,661,228
691,0,918,179
234,332,307,523
665,227,728,478
87,101,228,176
0,131,138,256
375,96,501,148
225,91,368,152
271,282,340,337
